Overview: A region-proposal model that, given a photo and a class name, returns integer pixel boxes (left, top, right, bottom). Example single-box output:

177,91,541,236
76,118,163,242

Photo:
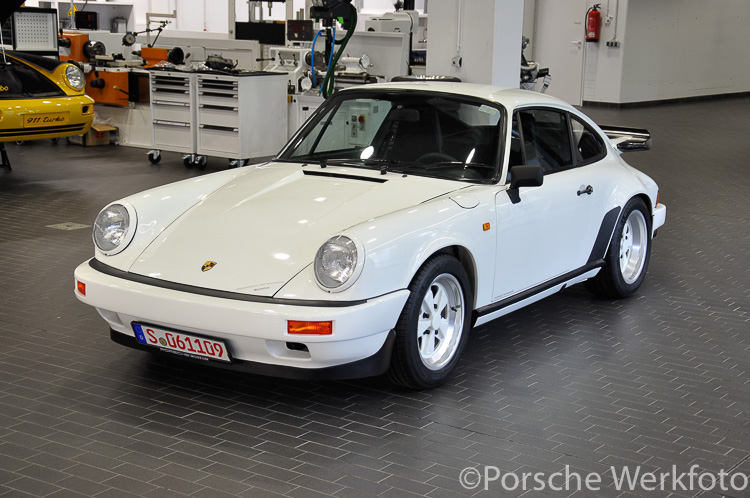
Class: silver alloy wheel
619,210,648,284
417,273,465,370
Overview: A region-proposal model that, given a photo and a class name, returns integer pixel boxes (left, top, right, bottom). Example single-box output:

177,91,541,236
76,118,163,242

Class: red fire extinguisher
586,4,601,42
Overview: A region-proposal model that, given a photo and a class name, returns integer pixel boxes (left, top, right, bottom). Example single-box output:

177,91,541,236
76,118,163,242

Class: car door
492,107,610,301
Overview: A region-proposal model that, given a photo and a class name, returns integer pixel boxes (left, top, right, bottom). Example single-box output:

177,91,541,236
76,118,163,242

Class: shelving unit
195,72,287,165
26,1,135,32
148,71,197,166
148,70,287,168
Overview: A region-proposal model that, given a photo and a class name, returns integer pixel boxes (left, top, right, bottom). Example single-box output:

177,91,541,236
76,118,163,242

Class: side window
517,109,573,172
571,115,606,163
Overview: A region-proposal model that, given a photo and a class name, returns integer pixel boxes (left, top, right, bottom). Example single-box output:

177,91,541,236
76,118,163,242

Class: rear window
0,59,65,99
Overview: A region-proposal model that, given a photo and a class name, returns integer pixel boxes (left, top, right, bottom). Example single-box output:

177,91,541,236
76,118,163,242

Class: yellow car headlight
65,64,85,91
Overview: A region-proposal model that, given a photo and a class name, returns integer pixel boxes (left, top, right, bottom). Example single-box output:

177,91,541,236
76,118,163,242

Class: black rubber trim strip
2,124,85,131
110,328,396,380
475,260,604,318
303,170,388,183
0,124,85,137
587,206,621,263
88,259,368,307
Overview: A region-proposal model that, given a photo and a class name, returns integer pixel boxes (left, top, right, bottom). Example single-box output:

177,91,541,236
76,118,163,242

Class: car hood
128,162,464,296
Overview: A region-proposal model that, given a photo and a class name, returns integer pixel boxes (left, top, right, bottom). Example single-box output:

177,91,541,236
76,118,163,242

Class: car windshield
0,59,66,99
278,90,505,182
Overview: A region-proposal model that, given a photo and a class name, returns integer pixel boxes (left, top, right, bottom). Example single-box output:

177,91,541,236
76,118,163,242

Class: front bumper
0,96,95,142
74,259,410,379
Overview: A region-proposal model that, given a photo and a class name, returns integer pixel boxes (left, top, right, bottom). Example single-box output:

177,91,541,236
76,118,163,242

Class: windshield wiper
310,158,399,175
419,161,468,169
361,158,398,175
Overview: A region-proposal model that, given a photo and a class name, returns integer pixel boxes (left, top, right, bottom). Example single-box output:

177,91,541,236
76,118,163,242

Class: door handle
577,185,593,196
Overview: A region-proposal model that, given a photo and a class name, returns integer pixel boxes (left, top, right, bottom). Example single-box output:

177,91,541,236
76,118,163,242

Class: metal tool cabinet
196,72,288,167
148,70,200,167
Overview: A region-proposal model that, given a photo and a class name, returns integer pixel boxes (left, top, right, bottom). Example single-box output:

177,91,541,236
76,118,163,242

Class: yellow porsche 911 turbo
0,50,95,143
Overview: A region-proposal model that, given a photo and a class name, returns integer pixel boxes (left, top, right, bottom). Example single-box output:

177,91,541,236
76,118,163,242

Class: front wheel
387,254,472,389
586,197,652,298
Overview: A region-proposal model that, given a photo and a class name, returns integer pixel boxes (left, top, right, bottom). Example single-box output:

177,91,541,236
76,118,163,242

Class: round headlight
65,64,85,91
93,203,135,255
314,236,360,290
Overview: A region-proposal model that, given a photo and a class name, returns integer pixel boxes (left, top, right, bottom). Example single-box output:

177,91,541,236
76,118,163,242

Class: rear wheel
387,254,472,389
586,197,651,298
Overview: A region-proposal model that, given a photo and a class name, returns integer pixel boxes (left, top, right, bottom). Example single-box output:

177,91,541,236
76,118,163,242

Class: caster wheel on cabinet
147,150,162,164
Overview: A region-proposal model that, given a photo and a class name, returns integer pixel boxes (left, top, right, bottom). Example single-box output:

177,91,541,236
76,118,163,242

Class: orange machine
59,31,107,63
85,69,130,106
141,47,169,68
59,32,89,62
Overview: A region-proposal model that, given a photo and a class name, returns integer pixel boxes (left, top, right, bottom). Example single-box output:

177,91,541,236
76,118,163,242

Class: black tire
148,151,161,164
196,155,208,170
387,254,472,389
586,197,652,298
183,156,194,169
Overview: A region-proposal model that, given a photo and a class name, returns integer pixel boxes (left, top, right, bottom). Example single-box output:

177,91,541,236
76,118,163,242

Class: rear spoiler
599,125,652,152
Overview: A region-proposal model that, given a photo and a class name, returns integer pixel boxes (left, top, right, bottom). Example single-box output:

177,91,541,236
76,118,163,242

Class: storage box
69,124,117,146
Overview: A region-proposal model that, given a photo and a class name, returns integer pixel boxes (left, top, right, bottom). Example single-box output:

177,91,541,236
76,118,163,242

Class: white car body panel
128,163,465,297
75,261,409,369
275,186,497,305
74,81,666,380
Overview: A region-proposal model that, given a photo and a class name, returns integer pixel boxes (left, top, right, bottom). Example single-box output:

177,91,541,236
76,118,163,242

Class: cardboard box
69,124,117,146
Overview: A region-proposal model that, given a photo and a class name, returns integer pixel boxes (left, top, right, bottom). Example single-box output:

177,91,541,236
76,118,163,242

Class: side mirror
507,165,543,204
510,164,543,189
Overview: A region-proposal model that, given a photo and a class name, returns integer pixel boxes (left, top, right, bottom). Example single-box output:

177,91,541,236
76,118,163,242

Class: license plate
132,323,231,363
22,112,70,128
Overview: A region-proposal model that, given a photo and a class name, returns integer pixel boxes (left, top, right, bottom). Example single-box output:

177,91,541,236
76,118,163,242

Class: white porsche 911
74,82,666,389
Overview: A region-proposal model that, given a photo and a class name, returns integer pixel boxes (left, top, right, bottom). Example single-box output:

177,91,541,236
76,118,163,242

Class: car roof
340,81,576,111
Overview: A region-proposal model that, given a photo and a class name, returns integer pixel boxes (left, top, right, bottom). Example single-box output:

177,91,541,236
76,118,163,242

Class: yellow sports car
1,50,94,143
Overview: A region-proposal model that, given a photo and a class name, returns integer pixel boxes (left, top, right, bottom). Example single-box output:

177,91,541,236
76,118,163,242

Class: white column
426,0,523,87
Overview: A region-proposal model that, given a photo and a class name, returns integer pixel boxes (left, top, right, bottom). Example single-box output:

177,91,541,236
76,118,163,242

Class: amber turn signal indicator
76,280,86,296
288,320,333,335
483,222,491,231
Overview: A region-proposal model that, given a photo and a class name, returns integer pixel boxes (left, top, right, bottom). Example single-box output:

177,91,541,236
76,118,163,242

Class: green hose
320,4,357,99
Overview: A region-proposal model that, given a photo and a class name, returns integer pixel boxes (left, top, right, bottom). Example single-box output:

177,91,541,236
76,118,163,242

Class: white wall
427,0,522,86
582,0,626,104
534,0,750,104
521,0,536,56
619,0,750,103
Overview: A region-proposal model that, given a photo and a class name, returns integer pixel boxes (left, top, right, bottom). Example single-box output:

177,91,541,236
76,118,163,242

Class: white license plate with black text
132,323,231,362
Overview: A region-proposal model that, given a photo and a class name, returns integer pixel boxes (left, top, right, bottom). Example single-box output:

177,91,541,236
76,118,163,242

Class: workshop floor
0,97,748,498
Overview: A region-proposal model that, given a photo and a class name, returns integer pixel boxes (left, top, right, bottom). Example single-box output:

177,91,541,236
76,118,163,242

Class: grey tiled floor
1,98,749,497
